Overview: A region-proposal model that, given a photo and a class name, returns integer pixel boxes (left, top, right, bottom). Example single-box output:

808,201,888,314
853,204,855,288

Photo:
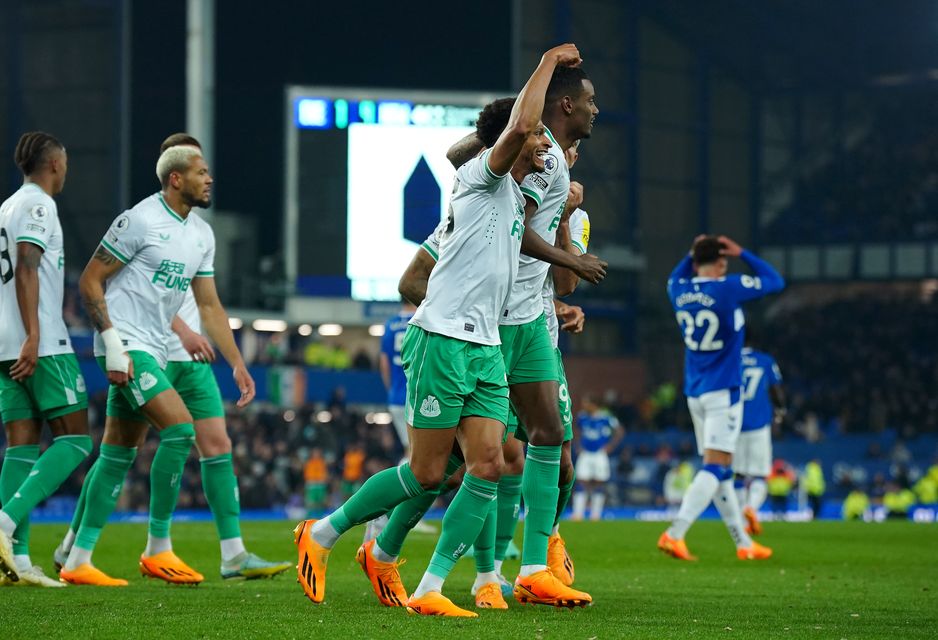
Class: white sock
64,546,93,571
62,528,77,553
667,469,720,540
589,492,606,521
0,511,16,537
310,517,341,549
220,537,246,563
519,564,547,577
144,535,172,557
714,480,753,548
748,478,768,512
413,571,445,597
363,514,389,543
494,559,504,575
572,492,588,520
14,554,32,571
550,524,560,536
473,571,499,592
370,540,397,563
735,484,748,509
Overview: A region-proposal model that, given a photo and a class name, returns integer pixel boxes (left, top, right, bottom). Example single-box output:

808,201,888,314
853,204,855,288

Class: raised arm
190,276,255,407
79,245,131,385
719,236,785,297
9,242,43,380
487,44,581,176
398,247,437,306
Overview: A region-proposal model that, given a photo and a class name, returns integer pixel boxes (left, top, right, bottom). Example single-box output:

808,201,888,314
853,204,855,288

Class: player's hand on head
717,235,743,257
10,336,39,381
234,365,256,408
574,253,608,284
545,43,582,67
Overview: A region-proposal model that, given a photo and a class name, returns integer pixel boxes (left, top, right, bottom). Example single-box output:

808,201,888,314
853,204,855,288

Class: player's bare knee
411,460,446,491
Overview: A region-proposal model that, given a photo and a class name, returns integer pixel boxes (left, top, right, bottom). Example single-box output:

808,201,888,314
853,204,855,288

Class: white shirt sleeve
568,209,590,254
100,211,146,264
458,149,505,192
12,197,57,251
420,219,447,261
197,224,215,276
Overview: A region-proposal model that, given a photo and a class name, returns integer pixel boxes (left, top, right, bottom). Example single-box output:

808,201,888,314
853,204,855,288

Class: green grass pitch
0,520,935,639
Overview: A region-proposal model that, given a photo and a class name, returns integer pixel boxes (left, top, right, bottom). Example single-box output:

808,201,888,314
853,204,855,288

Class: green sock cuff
99,443,137,464
527,444,562,463
159,423,196,442
398,463,423,498
4,445,40,462
200,453,233,465
462,473,498,498
53,435,93,456
499,474,523,491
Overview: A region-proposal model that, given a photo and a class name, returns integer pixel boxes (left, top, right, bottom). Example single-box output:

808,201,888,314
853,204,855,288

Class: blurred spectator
304,448,329,513
341,442,366,499
883,481,916,519
914,464,938,504
663,461,694,506
767,459,796,515
803,459,826,518
842,486,870,520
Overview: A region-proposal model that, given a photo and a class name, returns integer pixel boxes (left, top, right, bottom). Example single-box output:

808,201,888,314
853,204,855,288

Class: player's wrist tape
101,328,130,373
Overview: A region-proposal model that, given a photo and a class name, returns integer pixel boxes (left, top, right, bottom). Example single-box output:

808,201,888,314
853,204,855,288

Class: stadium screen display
286,90,495,301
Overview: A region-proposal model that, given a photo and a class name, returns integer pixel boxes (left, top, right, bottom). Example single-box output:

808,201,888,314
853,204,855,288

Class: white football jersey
93,193,215,367
410,149,525,346
166,289,201,362
0,183,73,360
502,127,570,325
543,208,590,347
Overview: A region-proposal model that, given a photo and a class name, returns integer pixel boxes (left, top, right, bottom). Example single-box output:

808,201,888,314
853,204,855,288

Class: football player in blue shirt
571,396,623,521
379,303,417,458
658,235,784,561
734,334,786,536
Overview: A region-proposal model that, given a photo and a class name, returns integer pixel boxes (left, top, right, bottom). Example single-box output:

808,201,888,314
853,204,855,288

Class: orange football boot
406,591,478,617
743,506,763,536
59,564,128,586
657,531,698,561
475,582,509,609
547,533,575,586
356,540,407,607
513,570,591,608
737,541,773,560
139,551,204,585
294,519,330,603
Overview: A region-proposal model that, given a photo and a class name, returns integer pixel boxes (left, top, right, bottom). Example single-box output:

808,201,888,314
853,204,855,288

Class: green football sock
473,498,497,574
427,473,497,579
148,423,195,538
329,462,424,535
376,455,461,557
1,435,91,528
75,444,137,551
555,470,576,527
493,473,522,562
520,444,561,567
1,444,39,555
201,453,242,541
69,459,99,535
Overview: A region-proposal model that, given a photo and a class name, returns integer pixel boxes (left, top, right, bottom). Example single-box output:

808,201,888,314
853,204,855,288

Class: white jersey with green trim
167,289,201,362
502,127,569,325
419,218,447,261
0,183,72,360
93,193,215,367
543,208,590,347
410,149,525,346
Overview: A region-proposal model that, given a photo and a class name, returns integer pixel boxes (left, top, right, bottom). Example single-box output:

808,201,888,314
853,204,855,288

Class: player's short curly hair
159,133,201,154
14,131,64,176
692,235,725,266
475,97,517,148
546,66,591,104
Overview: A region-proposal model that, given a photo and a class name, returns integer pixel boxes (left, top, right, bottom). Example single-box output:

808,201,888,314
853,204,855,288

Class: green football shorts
402,325,509,429
97,350,173,422
165,360,225,420
0,353,88,422
509,348,573,443
498,314,558,385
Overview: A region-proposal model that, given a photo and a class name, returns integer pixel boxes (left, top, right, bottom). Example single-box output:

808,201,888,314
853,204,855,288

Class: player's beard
183,189,211,209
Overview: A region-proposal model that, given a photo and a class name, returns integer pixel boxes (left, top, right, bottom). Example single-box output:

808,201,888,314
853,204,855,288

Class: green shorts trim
0,354,88,422
402,325,509,429
509,348,573,443
97,351,172,422
165,360,224,420
498,314,558,385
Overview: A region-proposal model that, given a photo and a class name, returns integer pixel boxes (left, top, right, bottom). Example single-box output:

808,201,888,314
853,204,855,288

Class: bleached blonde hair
156,145,203,187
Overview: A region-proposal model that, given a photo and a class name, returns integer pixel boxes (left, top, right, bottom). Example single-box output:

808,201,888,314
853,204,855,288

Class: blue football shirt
577,411,619,453
741,348,783,431
381,311,413,406
667,250,784,397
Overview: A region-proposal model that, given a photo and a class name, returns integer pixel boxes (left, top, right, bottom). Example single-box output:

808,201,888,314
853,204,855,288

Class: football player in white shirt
59,144,255,586
294,44,584,618
0,132,92,587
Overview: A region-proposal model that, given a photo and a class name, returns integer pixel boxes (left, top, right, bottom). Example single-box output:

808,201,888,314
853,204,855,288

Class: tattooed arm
446,132,486,169
79,245,132,384
10,242,44,380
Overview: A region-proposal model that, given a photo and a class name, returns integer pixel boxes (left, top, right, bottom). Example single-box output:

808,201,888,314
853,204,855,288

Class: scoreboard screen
285,88,496,301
